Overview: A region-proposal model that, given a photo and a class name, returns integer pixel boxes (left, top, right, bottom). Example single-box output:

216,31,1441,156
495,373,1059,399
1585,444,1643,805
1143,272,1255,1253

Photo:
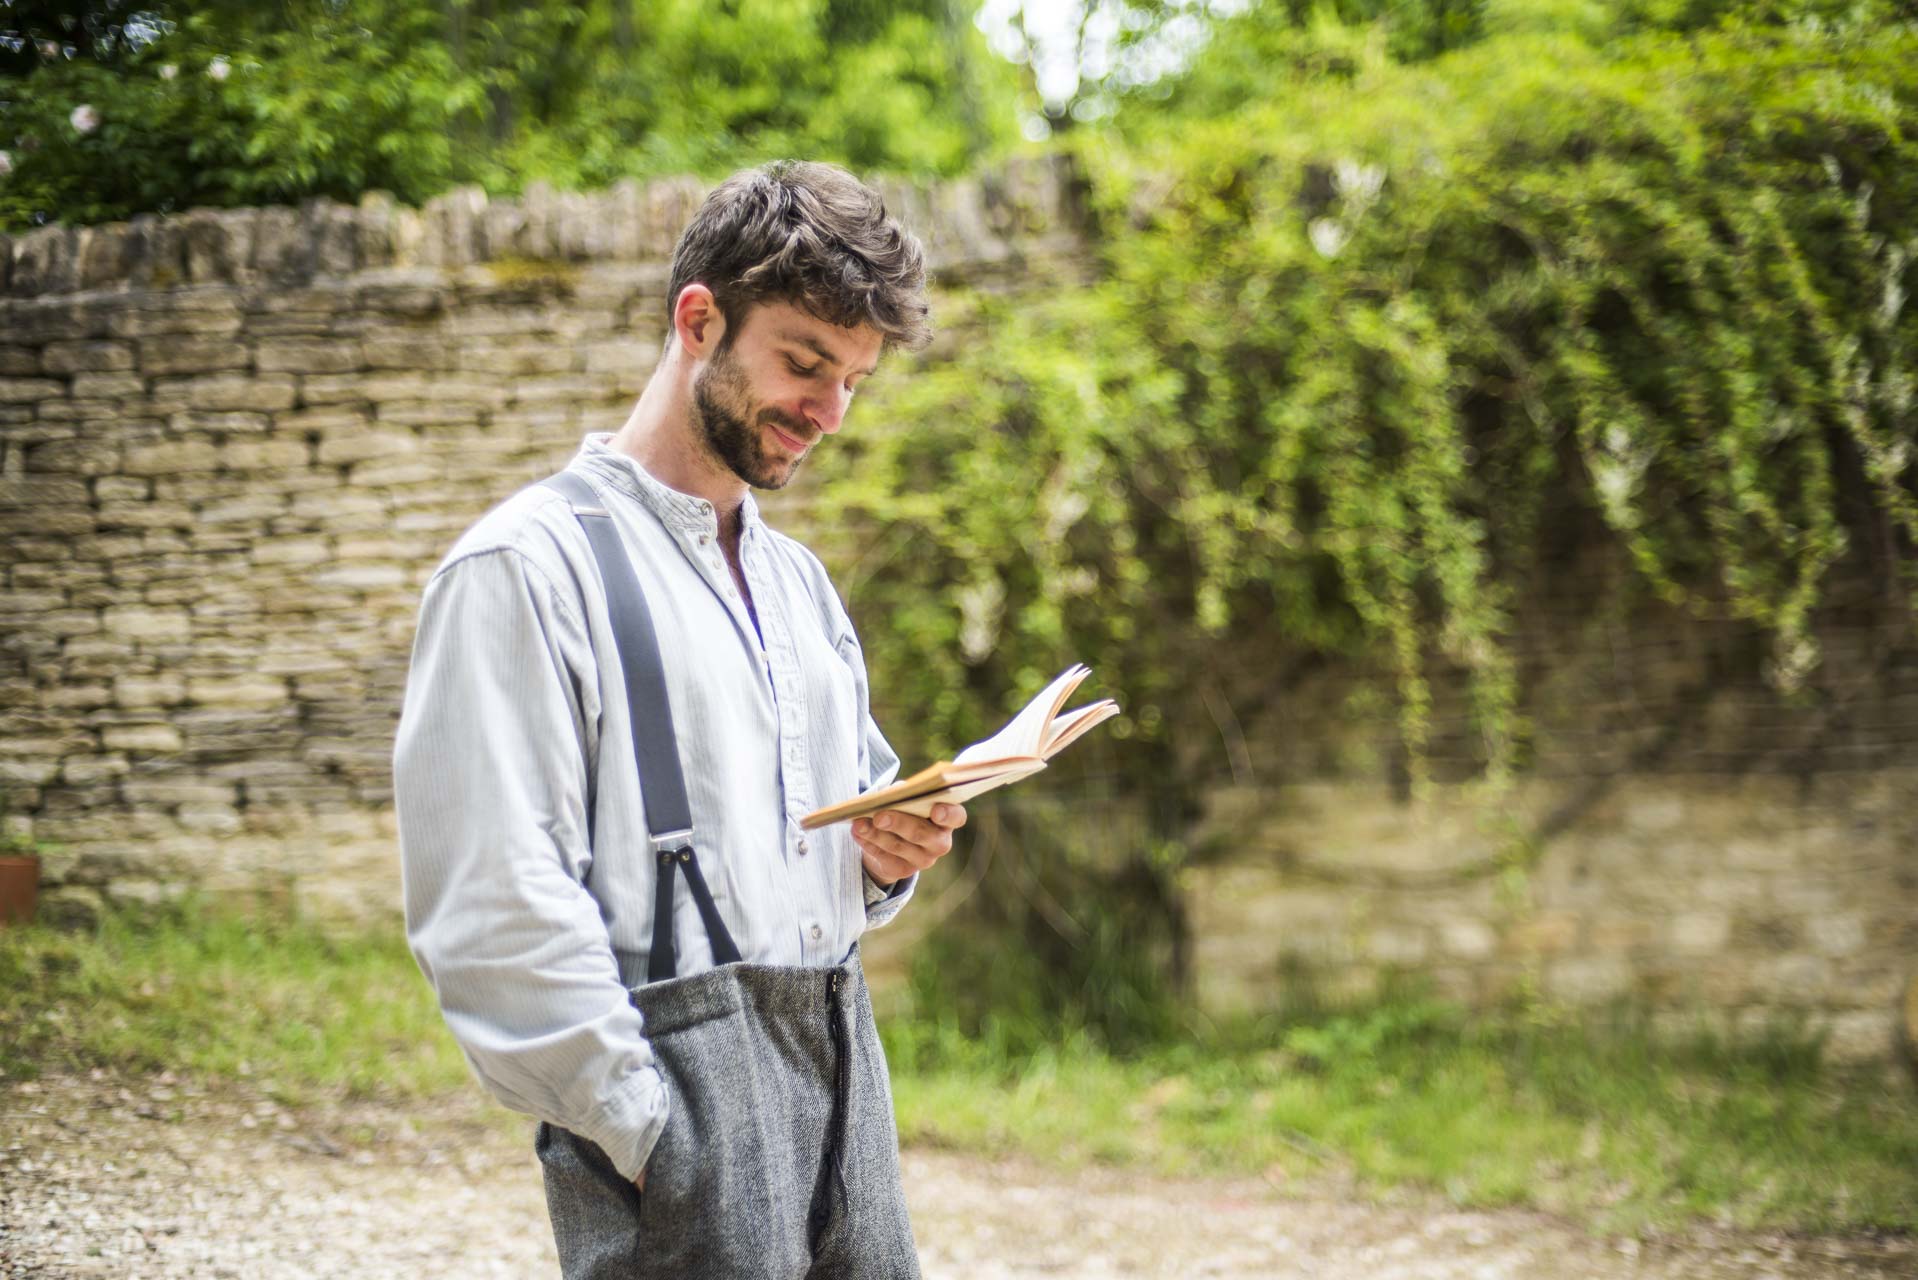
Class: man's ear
672,284,727,358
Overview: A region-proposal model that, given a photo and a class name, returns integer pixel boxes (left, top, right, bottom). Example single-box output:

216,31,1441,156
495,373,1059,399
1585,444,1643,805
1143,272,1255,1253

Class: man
393,160,964,1278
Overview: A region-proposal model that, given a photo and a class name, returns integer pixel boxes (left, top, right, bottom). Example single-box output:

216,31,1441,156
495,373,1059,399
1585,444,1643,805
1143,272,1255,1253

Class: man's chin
737,454,803,492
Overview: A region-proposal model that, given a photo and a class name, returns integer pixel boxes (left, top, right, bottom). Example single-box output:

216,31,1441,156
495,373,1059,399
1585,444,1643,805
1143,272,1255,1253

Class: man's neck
606,370,748,527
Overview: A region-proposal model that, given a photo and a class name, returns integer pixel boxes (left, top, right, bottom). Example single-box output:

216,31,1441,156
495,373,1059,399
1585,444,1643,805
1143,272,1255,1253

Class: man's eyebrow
779,330,880,378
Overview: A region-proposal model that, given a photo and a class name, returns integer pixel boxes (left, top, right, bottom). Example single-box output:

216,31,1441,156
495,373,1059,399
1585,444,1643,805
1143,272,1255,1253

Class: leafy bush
825,10,1918,1022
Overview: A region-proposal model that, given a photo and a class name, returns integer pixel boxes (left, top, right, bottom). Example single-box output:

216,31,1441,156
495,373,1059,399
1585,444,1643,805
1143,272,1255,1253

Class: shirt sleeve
829,589,918,929
394,546,666,1181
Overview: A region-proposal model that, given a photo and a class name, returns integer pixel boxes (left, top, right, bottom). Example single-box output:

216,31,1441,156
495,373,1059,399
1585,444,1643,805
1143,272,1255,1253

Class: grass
882,998,1918,1236
0,895,469,1103
3,898,1913,1236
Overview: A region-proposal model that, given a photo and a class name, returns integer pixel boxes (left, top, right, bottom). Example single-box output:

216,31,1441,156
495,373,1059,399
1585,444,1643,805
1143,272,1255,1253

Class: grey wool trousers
536,947,921,1279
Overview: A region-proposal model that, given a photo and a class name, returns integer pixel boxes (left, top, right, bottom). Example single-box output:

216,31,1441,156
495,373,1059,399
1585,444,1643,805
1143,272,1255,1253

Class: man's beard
692,345,814,491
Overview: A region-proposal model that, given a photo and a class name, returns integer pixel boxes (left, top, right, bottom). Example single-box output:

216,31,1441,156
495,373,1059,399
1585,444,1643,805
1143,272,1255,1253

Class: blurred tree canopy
0,0,1021,228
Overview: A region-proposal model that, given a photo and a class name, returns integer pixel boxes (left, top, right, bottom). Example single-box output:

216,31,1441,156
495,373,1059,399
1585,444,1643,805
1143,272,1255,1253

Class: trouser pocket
536,1121,646,1280
632,978,780,1276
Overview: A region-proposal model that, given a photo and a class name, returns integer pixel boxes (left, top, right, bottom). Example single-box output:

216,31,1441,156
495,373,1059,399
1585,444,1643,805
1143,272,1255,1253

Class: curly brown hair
665,160,932,353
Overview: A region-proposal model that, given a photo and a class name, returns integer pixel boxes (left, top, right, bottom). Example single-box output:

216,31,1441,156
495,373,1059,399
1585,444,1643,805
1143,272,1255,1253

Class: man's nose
804,384,852,435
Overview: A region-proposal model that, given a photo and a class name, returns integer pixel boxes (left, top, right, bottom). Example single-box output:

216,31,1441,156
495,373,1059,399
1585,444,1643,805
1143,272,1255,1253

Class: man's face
690,300,884,491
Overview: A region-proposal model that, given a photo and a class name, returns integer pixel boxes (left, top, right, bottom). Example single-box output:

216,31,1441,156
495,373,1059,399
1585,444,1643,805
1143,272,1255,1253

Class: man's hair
665,160,932,352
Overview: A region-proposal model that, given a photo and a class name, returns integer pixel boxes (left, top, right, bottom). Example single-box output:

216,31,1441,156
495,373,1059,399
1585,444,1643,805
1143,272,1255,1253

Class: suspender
541,470,743,981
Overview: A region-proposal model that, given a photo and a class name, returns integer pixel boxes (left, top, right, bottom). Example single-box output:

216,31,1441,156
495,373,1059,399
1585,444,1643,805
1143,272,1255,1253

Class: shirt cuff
862,868,916,926
573,1063,670,1182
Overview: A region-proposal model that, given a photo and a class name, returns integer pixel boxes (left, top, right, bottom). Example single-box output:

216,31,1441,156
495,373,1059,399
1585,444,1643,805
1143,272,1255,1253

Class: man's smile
766,418,812,455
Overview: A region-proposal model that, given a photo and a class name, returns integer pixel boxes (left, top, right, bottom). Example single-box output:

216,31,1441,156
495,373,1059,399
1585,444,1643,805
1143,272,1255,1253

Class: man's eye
787,358,819,376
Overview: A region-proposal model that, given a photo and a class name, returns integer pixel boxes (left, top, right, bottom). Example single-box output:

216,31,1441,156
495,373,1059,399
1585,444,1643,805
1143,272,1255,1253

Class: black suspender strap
541,470,743,981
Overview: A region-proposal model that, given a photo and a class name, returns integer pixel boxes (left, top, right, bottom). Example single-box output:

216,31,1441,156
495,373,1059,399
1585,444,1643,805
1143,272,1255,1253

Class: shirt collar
573,431,761,539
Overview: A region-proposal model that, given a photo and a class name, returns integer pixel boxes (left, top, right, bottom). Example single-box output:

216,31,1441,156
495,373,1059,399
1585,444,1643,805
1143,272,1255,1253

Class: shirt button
809,923,823,941
697,533,711,545
797,838,810,856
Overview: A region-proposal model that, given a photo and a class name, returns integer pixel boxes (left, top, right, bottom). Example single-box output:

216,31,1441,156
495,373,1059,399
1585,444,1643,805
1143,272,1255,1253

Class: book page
953,665,1089,767
1041,699,1121,758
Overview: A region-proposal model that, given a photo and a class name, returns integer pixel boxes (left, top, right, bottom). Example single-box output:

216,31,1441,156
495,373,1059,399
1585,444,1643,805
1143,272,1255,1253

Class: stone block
1545,954,1632,1003
189,374,298,411
512,374,617,404
177,802,243,834
1505,911,1580,955
0,758,58,786
0,346,42,375
221,439,310,470
1669,911,1732,955
24,437,120,474
119,778,236,807
1365,925,1431,966
1756,954,1832,1001
375,399,488,429
41,340,136,373
100,723,184,753
357,276,447,317
107,878,189,907
0,590,67,616
140,337,251,375
109,303,246,339
113,675,187,708
0,377,64,402
70,373,148,400
1804,913,1867,957
198,494,289,525
188,675,289,706
102,606,191,640
41,684,112,709
302,372,437,404
256,339,363,374
251,538,331,566
311,563,407,591
168,410,273,435
359,332,451,371
1821,1011,1889,1063
124,440,221,475
455,339,575,376
36,397,123,424
316,429,417,466
349,457,442,487
60,753,129,784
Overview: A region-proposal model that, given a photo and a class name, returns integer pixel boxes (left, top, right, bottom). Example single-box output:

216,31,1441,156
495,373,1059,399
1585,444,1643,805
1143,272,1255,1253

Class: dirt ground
2,1072,1912,1279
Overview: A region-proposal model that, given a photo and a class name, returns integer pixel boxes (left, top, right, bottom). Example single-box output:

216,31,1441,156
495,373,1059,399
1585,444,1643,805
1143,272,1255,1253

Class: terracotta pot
0,854,38,925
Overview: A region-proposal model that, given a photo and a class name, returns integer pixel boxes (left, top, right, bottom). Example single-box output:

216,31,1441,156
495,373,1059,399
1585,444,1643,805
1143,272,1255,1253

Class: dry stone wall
1181,540,1918,1064
0,158,1088,919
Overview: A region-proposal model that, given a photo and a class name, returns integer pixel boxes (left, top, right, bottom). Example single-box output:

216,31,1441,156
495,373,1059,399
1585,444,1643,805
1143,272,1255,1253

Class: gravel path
3,1073,1911,1278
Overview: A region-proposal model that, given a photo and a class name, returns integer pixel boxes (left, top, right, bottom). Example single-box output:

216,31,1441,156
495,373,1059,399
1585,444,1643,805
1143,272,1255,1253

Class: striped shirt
392,431,909,1180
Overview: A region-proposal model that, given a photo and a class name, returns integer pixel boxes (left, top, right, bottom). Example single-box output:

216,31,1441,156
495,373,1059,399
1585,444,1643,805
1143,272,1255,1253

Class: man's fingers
854,824,942,870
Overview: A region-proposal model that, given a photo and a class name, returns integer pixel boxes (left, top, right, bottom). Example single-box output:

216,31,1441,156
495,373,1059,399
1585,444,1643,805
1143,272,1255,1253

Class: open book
800,664,1120,831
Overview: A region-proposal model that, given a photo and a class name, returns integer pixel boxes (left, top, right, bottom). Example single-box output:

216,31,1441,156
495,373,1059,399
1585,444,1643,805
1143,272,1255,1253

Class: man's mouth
766,420,812,455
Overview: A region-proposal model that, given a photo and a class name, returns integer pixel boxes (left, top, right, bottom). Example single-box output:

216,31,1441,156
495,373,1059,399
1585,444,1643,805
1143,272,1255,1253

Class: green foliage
820,7,1918,1023
0,1,1021,230
831,11,1918,793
